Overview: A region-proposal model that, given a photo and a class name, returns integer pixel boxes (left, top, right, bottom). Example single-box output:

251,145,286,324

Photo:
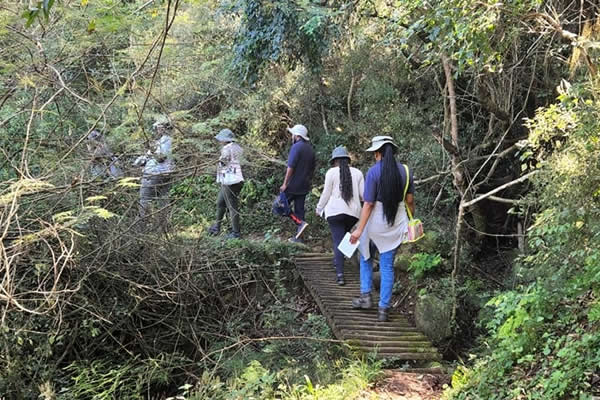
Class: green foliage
447,81,600,400
407,252,442,280
183,358,383,400
61,356,176,400
22,0,56,27
229,0,344,82
392,0,544,72
226,360,278,399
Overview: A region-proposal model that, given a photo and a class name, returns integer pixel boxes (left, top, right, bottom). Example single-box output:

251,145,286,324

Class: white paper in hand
338,232,359,258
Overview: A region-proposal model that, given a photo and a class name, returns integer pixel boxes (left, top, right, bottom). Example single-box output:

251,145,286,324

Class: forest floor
365,371,449,399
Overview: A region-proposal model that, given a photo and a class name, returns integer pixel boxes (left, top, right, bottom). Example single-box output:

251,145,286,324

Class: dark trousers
285,192,306,222
327,213,359,276
216,182,243,233
138,174,172,231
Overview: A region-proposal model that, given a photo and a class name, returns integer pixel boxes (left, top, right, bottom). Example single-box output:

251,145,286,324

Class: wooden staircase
295,253,441,361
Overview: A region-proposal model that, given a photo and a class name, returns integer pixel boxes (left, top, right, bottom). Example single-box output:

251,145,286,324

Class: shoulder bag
402,164,424,242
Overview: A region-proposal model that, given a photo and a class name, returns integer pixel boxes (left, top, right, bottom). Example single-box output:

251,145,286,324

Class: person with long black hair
349,136,415,322
316,146,364,285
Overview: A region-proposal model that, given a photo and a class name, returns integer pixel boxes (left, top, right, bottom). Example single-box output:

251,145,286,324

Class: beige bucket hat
215,128,236,142
329,146,351,162
366,135,398,152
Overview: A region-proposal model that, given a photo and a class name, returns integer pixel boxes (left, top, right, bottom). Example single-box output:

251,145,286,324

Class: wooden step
372,353,442,360
349,340,435,348
343,333,428,341
334,323,419,331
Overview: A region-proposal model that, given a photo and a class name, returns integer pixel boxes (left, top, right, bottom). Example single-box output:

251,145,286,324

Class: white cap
287,124,309,141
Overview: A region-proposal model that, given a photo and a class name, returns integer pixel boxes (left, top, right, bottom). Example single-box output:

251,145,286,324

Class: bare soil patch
364,371,449,400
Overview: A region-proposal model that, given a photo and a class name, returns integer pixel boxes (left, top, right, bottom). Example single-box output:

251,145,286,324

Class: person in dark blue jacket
279,124,316,242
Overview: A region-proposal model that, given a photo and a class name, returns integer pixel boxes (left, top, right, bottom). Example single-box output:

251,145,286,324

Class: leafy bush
407,252,443,280
447,82,600,399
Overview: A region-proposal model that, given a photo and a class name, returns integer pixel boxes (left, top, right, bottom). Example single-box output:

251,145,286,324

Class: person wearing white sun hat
208,128,244,239
348,135,416,322
134,117,175,230
279,124,316,243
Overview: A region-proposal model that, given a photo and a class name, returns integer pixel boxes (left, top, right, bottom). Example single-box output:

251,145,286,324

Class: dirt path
364,371,449,400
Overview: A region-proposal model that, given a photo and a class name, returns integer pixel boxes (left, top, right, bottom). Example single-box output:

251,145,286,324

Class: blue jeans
360,248,397,309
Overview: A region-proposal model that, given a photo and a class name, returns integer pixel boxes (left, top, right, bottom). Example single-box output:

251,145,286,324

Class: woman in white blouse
316,146,364,285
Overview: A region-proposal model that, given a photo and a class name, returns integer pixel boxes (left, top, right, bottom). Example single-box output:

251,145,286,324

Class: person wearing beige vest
208,128,244,239
316,146,364,285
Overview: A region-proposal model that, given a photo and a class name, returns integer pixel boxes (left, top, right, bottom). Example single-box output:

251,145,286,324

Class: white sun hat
365,135,398,152
287,124,309,141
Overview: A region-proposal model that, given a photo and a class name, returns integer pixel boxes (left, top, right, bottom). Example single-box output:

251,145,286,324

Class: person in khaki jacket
316,146,364,285
208,128,244,239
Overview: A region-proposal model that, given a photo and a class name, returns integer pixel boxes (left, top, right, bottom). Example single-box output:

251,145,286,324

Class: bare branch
461,170,538,209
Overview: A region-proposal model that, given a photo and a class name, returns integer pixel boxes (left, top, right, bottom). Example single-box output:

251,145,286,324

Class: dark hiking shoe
295,221,309,239
226,232,241,240
336,274,345,286
378,307,389,322
351,293,372,309
207,224,220,236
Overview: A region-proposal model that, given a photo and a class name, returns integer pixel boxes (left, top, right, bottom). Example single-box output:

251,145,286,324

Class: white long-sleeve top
316,166,364,219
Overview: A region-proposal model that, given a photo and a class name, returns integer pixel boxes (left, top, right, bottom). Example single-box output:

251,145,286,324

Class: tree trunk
318,76,329,136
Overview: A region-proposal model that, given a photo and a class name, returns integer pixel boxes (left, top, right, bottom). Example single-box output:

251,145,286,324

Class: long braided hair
378,143,403,226
337,157,353,204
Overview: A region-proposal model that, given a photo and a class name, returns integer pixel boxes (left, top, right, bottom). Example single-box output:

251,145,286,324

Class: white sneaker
295,221,308,239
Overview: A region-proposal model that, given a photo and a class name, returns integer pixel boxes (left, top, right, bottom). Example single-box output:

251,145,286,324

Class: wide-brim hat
329,146,351,162
366,135,398,152
87,130,102,141
215,128,236,142
287,124,309,141
152,119,173,131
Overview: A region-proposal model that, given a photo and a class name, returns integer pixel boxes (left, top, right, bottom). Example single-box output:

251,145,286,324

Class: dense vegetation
1,0,599,398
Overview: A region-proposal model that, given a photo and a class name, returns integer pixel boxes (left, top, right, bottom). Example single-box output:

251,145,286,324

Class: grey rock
415,294,452,344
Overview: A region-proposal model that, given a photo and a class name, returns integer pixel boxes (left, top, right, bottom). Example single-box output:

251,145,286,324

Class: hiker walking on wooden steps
279,124,316,243
349,136,415,322
316,146,364,286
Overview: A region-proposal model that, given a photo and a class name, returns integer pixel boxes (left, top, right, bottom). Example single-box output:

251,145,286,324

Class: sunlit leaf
85,195,107,203
117,177,141,188
87,206,116,219
53,210,75,223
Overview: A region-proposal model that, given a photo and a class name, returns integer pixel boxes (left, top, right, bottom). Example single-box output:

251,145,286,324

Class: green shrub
407,252,443,280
